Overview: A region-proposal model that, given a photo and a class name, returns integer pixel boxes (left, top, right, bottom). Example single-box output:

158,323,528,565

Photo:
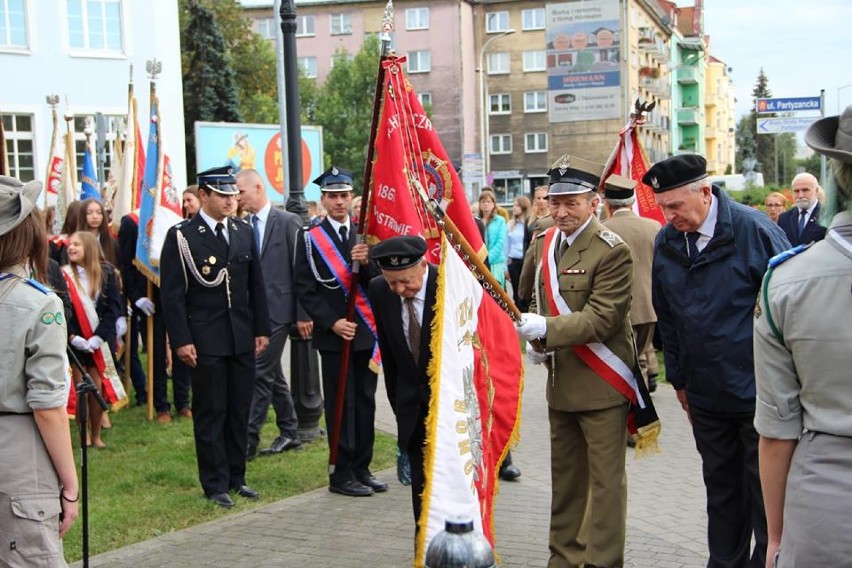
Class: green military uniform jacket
529,216,636,412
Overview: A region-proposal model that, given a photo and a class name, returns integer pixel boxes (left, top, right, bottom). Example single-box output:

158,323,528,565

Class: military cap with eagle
197,165,239,195
603,175,637,200
313,166,354,192
369,235,428,271
642,154,708,193
546,154,605,196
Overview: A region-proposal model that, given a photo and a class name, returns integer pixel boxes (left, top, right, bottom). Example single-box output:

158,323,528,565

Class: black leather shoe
259,436,302,456
499,464,522,482
246,444,258,462
232,485,260,500
208,492,235,508
358,475,389,493
329,480,373,497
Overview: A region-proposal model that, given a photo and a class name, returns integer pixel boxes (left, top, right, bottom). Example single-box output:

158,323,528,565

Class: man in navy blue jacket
647,155,789,568
777,172,827,246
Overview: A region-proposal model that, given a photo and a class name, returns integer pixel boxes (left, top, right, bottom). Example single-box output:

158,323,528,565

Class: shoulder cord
303,230,341,290
175,229,232,307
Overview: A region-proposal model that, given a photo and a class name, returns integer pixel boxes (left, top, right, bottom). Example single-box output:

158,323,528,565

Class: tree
312,36,382,192
797,152,821,178
180,0,242,179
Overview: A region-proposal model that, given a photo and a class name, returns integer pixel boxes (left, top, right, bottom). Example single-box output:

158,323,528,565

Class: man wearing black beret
646,154,789,567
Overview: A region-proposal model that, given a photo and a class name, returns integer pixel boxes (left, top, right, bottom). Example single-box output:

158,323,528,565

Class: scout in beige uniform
0,176,78,567
516,156,635,568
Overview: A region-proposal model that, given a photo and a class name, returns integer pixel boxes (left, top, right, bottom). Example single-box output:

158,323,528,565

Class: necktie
798,210,807,238
215,222,228,249
686,231,700,260
338,225,349,253
405,297,421,362
558,236,569,259
252,215,262,253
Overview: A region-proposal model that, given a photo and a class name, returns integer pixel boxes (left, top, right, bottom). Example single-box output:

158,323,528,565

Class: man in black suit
160,166,270,508
778,172,827,246
235,168,309,459
294,166,387,497
367,236,435,525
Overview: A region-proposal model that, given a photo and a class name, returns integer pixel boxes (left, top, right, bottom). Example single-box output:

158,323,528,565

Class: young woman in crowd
182,185,201,219
63,231,125,447
48,199,85,266
478,189,508,288
506,195,531,308
78,198,120,268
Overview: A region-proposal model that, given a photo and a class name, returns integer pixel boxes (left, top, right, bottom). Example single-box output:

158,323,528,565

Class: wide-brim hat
805,105,852,164
0,176,42,237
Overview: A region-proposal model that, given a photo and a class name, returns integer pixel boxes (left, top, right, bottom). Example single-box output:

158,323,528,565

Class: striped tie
405,297,421,362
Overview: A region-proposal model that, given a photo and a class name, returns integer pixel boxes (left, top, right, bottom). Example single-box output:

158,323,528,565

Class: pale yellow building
704,55,736,175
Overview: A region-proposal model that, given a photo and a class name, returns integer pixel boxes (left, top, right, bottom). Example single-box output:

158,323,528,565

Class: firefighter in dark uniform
160,166,270,508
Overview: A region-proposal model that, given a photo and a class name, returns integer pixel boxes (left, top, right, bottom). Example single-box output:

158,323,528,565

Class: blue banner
80,146,101,202
135,99,160,282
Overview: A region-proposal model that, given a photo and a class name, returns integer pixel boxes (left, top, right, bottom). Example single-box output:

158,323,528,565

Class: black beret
603,175,636,200
642,154,707,193
369,236,427,271
197,166,238,195
547,154,604,196
313,166,353,192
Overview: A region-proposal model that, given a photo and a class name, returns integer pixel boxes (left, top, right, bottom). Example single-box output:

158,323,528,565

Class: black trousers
191,352,255,496
507,258,526,311
152,297,190,413
247,325,299,450
128,311,147,405
319,349,378,484
689,405,767,568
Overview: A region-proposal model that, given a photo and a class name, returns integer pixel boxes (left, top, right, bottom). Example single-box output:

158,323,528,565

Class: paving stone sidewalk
75,359,709,567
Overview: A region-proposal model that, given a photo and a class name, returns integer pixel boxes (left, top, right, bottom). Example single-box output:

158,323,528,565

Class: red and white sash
540,227,643,407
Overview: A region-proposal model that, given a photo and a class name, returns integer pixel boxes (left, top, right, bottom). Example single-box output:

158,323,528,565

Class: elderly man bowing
515,155,635,568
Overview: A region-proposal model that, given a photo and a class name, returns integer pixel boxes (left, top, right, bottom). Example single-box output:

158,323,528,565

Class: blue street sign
756,97,821,114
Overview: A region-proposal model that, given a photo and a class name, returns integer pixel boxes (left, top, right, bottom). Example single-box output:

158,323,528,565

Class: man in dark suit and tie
367,236,435,526
294,166,387,497
235,168,310,459
777,172,827,246
160,166,270,508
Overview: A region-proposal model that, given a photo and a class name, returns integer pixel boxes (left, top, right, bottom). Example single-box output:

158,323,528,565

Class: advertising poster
546,0,621,122
195,121,324,203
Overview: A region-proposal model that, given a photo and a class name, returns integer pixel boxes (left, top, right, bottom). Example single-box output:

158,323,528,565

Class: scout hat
603,175,636,200
369,236,427,271
805,104,852,164
642,154,707,193
313,166,354,192
547,154,605,196
197,166,238,195
0,176,42,237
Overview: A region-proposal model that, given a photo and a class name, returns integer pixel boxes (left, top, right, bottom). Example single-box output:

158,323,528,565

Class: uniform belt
0,411,33,416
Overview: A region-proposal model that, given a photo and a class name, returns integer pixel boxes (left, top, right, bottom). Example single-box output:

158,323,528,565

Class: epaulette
232,215,250,226
174,221,186,230
24,278,53,295
597,229,623,248
534,231,548,240
768,243,811,269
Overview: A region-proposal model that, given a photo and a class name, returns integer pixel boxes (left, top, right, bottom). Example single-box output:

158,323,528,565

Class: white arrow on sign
757,117,817,134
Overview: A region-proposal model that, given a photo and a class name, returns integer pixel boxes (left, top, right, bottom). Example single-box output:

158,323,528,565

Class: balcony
705,125,718,139
677,66,698,84
637,28,670,63
677,107,699,125
640,76,671,99
677,138,698,154
644,114,670,133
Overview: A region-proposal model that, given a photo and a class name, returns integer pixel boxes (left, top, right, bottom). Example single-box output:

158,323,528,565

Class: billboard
195,121,324,204
546,0,621,123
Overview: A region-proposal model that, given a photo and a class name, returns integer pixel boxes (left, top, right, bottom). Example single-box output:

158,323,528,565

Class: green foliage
312,36,382,191
180,0,242,179
727,185,775,206
797,152,822,178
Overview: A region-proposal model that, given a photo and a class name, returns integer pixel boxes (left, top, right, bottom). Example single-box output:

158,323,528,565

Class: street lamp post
478,29,515,189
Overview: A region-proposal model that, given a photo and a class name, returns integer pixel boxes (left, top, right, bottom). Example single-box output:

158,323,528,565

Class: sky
692,0,852,120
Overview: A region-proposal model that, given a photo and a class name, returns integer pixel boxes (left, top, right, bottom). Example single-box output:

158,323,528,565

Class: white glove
135,297,156,316
116,317,128,338
516,313,547,341
526,348,550,366
71,336,90,352
87,336,104,351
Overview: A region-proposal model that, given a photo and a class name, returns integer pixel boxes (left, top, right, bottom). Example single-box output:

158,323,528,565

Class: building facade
704,55,736,175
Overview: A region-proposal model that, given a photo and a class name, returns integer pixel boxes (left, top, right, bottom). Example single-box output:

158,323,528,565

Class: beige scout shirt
0,268,69,414
754,212,852,439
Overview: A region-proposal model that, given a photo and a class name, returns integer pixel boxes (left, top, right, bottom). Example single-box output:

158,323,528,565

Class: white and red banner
110,90,140,233
603,124,665,225
416,234,523,565
149,106,181,267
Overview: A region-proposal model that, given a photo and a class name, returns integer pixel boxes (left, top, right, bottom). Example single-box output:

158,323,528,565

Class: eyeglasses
765,203,785,208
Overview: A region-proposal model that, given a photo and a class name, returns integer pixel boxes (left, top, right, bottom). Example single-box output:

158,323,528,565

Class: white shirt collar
562,214,595,247
696,193,718,240
327,216,351,236
254,201,272,224
199,208,228,235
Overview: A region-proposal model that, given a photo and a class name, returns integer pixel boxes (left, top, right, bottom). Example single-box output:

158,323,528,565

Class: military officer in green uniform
516,155,635,568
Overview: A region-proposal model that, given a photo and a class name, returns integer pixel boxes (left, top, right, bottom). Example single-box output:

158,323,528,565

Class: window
255,17,275,40
523,50,546,72
407,50,430,73
1,113,34,182
418,92,432,108
521,8,544,31
405,7,429,30
525,133,548,153
296,14,315,37
298,56,317,78
489,93,511,114
71,114,123,183
67,0,123,52
330,13,352,35
0,0,28,48
486,11,509,33
490,134,512,155
487,52,509,74
524,91,547,113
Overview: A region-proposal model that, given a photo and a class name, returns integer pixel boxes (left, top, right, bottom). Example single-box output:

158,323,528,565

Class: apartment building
704,55,736,175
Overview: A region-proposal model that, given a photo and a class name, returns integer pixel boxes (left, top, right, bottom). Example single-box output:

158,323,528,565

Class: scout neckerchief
62,266,128,413
308,224,382,372
540,226,661,452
